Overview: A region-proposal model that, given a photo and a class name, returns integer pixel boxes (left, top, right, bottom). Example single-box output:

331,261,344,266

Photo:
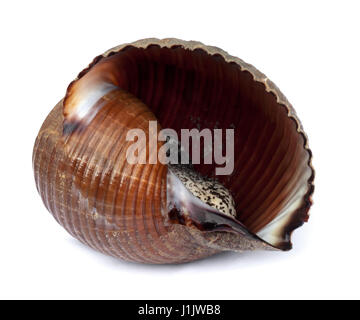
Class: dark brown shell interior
64,43,314,250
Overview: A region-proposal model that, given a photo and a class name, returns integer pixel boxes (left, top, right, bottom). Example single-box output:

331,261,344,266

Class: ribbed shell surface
33,38,314,264
33,94,226,263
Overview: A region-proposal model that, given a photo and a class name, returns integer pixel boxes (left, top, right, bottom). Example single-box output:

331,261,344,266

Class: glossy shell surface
33,38,314,264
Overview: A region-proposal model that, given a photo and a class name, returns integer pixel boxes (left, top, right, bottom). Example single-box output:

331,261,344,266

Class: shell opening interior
64,44,313,250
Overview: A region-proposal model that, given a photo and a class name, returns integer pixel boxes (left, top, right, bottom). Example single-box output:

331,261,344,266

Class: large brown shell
33,38,314,264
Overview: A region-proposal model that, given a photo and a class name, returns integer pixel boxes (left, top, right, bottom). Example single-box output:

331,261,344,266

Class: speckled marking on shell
169,164,236,218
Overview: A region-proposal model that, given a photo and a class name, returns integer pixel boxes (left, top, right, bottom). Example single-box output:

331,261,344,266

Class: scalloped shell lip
63,38,315,251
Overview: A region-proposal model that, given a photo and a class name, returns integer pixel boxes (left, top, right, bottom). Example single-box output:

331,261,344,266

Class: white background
1,0,359,300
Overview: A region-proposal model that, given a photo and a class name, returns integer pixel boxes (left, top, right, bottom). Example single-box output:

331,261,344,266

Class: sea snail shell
33,38,314,264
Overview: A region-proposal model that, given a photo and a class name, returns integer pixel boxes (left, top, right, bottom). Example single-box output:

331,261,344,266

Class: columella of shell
33,38,314,264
